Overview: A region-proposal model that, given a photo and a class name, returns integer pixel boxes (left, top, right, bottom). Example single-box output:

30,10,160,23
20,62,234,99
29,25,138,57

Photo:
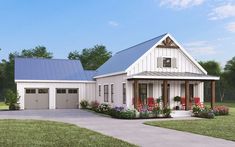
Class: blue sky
0,0,235,66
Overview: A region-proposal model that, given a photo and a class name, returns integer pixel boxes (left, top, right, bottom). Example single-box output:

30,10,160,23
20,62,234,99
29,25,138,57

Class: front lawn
0,102,8,110
0,120,136,147
145,102,235,141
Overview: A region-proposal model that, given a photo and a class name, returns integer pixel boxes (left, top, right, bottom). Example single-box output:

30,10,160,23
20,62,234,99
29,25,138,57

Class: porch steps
171,110,192,118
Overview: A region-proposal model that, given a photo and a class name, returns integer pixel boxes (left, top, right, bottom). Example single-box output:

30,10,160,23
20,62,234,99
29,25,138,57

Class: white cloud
209,3,235,20
184,41,217,55
159,0,204,9
108,21,119,27
226,22,235,32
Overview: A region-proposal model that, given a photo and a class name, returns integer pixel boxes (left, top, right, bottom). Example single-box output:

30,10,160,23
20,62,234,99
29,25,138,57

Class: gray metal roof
95,33,167,77
128,71,219,80
15,58,95,81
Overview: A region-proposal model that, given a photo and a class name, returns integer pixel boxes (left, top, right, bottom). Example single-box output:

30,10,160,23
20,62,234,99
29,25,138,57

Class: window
163,57,171,67
104,85,109,102
57,89,66,94
111,84,114,103
123,83,126,104
68,89,78,94
26,89,36,94
98,85,101,96
38,89,48,94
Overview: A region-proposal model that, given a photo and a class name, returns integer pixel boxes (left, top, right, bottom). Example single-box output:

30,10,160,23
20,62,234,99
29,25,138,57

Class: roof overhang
15,80,96,83
127,71,220,81
93,71,126,79
127,75,220,81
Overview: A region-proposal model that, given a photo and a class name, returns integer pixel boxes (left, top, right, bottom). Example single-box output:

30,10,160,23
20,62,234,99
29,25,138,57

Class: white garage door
25,88,49,109
56,88,79,109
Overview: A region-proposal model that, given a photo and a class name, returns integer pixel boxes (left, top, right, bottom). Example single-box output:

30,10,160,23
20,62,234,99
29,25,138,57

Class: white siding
127,47,203,76
95,74,131,108
16,82,95,109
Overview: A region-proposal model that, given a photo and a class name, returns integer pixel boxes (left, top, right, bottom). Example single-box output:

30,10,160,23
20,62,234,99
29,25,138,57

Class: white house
15,33,219,110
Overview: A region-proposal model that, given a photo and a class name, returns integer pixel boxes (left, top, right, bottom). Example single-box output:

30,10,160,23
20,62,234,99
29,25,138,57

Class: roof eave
127,75,220,81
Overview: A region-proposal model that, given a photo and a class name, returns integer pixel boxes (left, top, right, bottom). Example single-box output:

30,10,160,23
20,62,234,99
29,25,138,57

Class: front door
139,84,147,105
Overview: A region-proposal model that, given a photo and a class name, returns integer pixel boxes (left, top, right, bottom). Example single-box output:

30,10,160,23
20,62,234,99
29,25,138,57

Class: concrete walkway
0,109,234,147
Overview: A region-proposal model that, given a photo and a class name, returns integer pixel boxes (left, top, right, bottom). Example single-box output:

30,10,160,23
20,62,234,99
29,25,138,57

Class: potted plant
173,96,181,110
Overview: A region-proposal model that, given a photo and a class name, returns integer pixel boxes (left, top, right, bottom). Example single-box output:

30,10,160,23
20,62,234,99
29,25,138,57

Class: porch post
163,80,168,108
134,80,139,109
211,80,216,109
185,80,189,110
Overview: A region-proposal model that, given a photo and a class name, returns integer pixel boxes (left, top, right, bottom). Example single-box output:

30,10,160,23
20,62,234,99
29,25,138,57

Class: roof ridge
115,33,167,55
15,57,81,62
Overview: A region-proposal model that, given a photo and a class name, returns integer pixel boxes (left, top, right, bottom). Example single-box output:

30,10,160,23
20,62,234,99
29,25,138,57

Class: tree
199,61,223,101
199,61,221,76
224,57,235,88
20,46,53,58
68,45,112,70
4,89,20,110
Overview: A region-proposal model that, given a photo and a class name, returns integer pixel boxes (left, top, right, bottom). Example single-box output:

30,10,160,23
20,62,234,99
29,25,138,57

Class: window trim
163,57,171,68
104,85,109,102
98,84,101,96
122,83,126,104
111,84,114,103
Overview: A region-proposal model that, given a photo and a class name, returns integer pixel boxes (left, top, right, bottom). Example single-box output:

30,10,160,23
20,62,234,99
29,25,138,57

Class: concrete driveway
0,109,234,147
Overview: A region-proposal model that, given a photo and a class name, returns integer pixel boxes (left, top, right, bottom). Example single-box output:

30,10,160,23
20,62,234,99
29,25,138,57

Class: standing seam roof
96,33,167,76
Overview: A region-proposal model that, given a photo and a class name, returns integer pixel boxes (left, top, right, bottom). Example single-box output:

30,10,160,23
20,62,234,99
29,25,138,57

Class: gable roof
95,33,167,77
15,58,95,81
95,33,207,78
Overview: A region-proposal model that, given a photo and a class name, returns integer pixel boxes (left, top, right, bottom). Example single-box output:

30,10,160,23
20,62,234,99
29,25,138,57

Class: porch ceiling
127,71,220,81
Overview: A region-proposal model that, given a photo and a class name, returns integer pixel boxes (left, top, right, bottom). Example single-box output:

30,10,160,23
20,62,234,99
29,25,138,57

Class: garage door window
38,89,48,94
57,89,66,94
26,89,36,94
68,89,78,94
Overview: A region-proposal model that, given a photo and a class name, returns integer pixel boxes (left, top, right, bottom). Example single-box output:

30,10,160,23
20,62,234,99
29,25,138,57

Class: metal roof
127,71,220,80
15,58,95,81
95,33,167,77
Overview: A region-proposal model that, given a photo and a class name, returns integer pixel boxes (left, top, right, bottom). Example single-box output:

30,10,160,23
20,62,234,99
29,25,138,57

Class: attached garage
25,88,49,109
56,88,79,109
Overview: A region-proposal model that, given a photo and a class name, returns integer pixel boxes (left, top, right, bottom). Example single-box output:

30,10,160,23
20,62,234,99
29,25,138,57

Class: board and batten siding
95,74,131,108
16,82,95,109
127,47,203,76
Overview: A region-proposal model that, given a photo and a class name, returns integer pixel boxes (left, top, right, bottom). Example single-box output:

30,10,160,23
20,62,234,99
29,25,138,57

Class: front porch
127,72,220,111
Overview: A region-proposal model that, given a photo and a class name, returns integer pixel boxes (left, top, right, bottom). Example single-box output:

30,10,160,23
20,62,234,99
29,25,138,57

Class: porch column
185,80,189,110
134,80,139,109
163,80,168,108
211,80,216,109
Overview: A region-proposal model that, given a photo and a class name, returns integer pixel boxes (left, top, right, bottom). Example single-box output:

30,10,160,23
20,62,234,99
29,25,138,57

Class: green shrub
193,106,215,119
120,109,136,119
173,96,181,102
162,107,171,118
140,110,150,119
80,100,89,109
4,89,20,110
110,107,136,119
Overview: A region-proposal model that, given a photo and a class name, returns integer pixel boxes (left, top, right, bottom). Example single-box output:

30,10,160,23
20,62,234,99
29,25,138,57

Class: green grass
0,102,8,110
145,102,235,141
0,119,136,147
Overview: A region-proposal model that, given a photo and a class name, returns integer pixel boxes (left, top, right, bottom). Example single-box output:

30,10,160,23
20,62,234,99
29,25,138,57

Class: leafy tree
4,89,20,110
199,61,223,101
20,46,53,58
68,45,112,70
199,61,221,76
0,46,53,101
224,57,235,88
